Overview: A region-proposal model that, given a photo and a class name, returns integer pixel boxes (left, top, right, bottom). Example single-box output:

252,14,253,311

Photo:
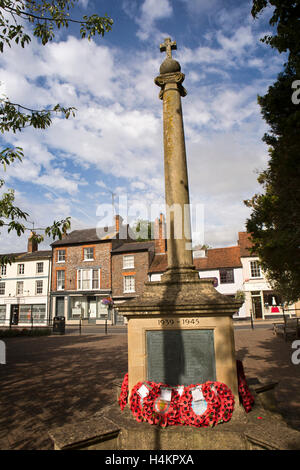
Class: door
252,295,263,319
88,299,97,324
11,305,19,325
55,297,65,318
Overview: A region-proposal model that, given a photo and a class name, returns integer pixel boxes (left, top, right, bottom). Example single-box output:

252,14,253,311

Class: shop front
9,303,47,326
63,293,114,325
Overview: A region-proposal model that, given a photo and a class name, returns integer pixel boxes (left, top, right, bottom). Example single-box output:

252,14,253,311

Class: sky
0,0,286,252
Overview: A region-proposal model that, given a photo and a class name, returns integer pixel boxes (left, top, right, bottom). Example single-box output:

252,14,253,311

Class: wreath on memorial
118,360,255,426
119,375,235,428
118,373,128,411
236,360,255,413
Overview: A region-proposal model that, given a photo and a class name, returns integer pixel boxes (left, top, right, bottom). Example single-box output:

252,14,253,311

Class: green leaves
45,217,71,240
80,14,113,40
0,1,112,249
252,1,300,71
0,99,77,133
246,2,300,303
0,146,23,170
0,0,113,50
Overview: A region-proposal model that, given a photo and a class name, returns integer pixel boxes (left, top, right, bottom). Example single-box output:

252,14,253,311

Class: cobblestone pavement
0,326,299,450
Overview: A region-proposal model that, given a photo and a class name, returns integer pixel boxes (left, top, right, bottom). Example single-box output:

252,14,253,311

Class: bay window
77,268,100,290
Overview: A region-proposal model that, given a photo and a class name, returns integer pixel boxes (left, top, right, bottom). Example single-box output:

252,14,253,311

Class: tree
0,1,113,263
133,219,153,242
245,1,300,302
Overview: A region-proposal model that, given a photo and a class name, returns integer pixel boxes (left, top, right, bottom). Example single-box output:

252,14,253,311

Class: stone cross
160,37,177,59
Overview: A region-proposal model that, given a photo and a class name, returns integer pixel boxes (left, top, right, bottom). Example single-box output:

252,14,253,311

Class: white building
148,245,246,318
193,246,246,319
0,235,52,327
238,232,287,320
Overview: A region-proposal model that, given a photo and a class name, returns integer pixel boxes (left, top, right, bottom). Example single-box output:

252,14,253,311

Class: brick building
111,241,155,303
50,216,132,325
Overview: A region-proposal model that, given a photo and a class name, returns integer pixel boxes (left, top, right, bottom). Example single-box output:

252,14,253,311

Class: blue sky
0,0,285,252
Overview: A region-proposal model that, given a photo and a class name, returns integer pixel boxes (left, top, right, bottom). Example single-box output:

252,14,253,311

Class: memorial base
117,268,242,400
49,387,300,450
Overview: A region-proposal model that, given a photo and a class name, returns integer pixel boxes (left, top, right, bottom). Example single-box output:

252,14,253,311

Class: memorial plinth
119,275,241,398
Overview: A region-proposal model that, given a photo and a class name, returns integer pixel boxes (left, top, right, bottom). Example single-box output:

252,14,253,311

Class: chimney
27,231,38,253
115,214,123,233
154,213,166,254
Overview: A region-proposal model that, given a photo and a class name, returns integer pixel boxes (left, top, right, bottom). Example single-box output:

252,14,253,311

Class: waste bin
53,316,65,335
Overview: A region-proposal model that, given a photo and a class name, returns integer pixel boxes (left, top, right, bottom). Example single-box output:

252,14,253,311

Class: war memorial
49,39,300,451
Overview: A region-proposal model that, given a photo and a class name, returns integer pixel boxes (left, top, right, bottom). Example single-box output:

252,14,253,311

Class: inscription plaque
146,329,216,386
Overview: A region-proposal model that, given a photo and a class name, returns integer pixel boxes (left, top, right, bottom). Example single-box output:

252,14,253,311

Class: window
92,269,99,289
250,261,261,278
19,305,31,323
57,250,66,263
0,282,5,295
32,304,46,323
0,305,6,323
16,281,24,295
124,275,135,293
77,268,100,290
56,270,65,290
18,264,24,275
36,280,43,294
123,255,134,269
36,262,44,274
1,265,6,276
219,269,234,284
83,247,94,261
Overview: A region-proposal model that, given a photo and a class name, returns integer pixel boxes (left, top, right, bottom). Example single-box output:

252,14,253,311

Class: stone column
155,39,194,275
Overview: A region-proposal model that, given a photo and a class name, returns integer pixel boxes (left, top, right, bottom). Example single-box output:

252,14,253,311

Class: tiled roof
149,246,242,273
148,253,168,273
0,250,52,261
51,227,119,247
238,232,255,257
112,241,154,254
194,246,242,270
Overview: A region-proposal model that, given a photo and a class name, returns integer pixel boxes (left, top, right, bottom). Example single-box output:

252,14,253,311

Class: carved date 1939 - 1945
157,318,202,327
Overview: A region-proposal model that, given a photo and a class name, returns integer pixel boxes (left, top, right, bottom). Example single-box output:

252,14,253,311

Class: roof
51,227,119,247
112,241,154,254
238,232,256,257
148,253,168,273
0,250,52,261
194,246,242,270
149,246,242,273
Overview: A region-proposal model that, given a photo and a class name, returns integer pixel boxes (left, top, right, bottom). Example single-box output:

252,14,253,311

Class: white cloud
0,5,281,251
135,0,173,40
180,0,220,15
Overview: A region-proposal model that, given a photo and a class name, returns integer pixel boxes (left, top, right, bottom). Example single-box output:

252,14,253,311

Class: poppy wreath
118,373,235,428
129,380,156,423
212,381,235,423
178,382,232,428
236,360,255,413
142,383,181,428
118,373,129,411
